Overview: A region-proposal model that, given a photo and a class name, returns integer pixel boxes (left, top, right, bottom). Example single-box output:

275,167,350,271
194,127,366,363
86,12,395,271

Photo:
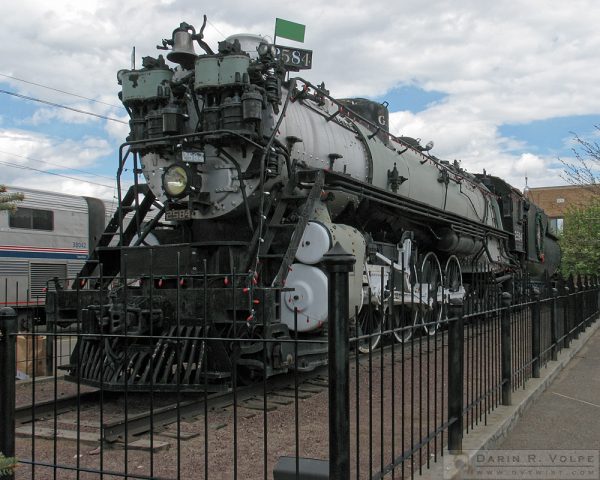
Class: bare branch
559,126,600,197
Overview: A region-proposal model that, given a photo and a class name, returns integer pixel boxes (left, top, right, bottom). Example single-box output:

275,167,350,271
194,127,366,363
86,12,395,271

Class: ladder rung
281,194,305,200
259,253,285,259
268,223,296,228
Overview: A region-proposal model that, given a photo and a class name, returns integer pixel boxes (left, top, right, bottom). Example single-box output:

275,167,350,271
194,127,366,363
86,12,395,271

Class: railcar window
9,207,54,231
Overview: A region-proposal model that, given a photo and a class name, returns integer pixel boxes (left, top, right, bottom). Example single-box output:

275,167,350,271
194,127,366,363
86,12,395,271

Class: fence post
582,275,588,330
550,288,558,361
531,290,541,378
323,242,355,480
579,275,587,333
586,276,593,329
566,275,575,347
590,277,596,327
574,275,582,339
0,307,17,480
596,275,600,317
596,275,600,319
447,305,464,452
501,292,512,405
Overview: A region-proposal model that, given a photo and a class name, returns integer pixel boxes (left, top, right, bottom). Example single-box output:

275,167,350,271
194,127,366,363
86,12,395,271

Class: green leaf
0,452,17,477
560,199,600,276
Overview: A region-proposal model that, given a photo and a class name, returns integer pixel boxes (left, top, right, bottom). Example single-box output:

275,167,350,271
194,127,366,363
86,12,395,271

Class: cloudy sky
1,0,600,200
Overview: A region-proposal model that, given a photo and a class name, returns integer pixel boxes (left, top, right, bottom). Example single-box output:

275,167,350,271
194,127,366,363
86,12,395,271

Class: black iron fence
0,262,598,480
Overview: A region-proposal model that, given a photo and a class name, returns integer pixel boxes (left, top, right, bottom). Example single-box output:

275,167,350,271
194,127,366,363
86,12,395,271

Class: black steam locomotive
47,17,560,391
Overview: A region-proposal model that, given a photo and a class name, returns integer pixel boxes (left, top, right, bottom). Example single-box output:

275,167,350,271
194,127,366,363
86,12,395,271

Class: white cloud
2,0,600,196
9,175,117,201
103,113,130,143
27,104,110,126
388,106,561,190
515,153,546,175
4,0,598,114
0,129,112,166
0,129,115,192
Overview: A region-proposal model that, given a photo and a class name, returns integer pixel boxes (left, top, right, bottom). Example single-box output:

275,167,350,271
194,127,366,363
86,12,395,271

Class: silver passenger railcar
0,186,106,329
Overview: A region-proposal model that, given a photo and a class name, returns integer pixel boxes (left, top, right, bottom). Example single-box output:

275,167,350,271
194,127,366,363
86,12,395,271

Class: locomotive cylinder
436,229,483,256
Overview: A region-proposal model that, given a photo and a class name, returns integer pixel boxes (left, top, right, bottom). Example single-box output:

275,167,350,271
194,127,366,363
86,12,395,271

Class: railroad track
14,367,331,446
15,390,103,424
102,366,330,442
15,328,454,448
103,329,452,442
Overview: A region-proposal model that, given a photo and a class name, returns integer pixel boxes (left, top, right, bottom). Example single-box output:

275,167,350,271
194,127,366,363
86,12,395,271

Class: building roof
529,184,595,191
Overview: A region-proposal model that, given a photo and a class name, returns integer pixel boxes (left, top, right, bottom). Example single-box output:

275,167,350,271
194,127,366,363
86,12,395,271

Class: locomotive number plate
165,209,191,221
275,45,313,70
182,150,205,163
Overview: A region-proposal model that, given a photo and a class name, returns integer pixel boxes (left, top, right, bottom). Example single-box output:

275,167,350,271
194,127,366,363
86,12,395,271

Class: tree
0,185,24,212
559,200,600,276
561,127,600,194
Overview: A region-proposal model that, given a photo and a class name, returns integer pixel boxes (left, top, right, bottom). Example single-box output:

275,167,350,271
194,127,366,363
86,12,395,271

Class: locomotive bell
167,28,197,69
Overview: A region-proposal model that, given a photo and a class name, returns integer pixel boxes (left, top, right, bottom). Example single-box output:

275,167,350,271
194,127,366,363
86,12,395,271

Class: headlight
163,164,189,198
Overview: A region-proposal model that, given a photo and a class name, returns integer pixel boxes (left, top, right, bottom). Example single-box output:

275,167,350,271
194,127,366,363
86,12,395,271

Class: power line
0,150,115,181
0,72,123,109
206,19,226,39
0,159,114,189
0,89,128,124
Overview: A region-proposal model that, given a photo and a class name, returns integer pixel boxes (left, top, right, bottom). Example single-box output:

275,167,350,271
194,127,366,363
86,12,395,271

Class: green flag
275,18,305,43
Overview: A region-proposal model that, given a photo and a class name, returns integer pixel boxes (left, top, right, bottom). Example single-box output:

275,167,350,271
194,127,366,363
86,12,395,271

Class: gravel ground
15,375,97,408
13,318,525,480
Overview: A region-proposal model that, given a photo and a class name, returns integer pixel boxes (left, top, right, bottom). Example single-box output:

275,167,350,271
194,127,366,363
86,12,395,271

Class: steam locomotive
47,17,560,391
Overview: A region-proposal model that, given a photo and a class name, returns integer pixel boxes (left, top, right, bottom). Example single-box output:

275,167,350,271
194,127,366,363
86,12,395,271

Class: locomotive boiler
47,17,560,391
